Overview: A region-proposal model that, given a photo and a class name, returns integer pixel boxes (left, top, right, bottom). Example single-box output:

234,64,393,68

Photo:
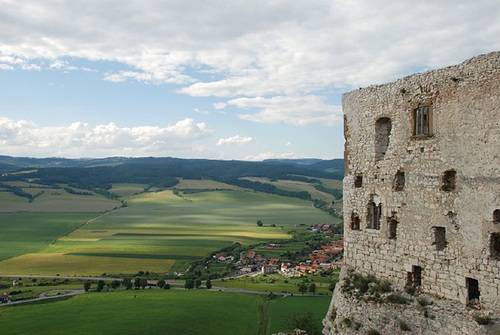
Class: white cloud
244,151,300,161
194,107,209,115
0,116,212,158
0,64,13,70
50,59,77,71
212,102,227,110
217,135,254,146
0,0,498,94
229,95,342,126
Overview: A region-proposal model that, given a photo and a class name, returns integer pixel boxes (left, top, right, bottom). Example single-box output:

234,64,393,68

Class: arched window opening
493,209,500,223
393,170,405,191
350,213,360,231
375,117,392,161
367,202,381,230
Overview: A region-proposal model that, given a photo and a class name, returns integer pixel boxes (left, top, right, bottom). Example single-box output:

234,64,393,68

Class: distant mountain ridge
0,155,344,174
0,155,344,202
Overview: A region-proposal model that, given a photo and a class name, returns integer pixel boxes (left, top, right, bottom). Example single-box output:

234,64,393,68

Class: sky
0,0,499,160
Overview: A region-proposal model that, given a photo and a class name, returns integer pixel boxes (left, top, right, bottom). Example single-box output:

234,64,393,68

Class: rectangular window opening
406,265,422,287
393,170,405,191
350,213,361,231
432,226,447,251
388,219,398,239
367,202,381,230
354,175,363,188
441,169,456,192
489,233,500,259
413,106,431,136
466,278,480,305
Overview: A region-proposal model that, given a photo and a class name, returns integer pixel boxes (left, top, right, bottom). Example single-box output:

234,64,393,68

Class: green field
0,189,336,275
241,177,336,202
0,290,261,335
215,273,334,295
268,296,331,334
0,187,120,213
0,212,99,261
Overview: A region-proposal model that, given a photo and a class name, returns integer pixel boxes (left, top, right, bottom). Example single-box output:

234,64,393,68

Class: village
212,223,344,278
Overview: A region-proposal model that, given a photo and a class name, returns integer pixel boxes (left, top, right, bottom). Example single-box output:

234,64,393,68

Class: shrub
417,297,432,307
404,285,416,296
385,293,409,304
473,314,493,325
399,320,411,331
367,329,380,335
341,317,352,328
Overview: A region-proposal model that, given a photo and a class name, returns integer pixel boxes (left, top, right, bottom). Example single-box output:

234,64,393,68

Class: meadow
268,295,332,334
215,273,336,295
240,177,336,202
0,290,262,335
0,188,336,275
0,212,99,261
0,182,120,213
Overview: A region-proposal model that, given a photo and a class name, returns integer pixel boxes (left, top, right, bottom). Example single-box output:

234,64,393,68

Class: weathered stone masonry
326,52,500,334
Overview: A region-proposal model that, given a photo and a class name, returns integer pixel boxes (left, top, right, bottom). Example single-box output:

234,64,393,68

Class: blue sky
0,0,499,160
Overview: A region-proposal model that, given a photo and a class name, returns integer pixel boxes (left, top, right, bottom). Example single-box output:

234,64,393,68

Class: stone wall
323,267,497,335
324,52,500,334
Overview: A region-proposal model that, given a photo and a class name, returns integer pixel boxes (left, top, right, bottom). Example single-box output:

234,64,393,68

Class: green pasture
268,295,331,334
0,187,120,213
0,212,98,261
0,290,261,335
215,273,333,295
241,177,336,202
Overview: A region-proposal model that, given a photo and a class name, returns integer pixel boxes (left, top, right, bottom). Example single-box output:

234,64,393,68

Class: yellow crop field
0,253,175,276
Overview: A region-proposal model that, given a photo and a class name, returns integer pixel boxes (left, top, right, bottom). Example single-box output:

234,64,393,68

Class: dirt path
0,289,86,307
0,274,122,281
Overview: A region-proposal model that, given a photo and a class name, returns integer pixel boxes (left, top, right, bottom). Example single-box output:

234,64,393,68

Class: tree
194,278,202,289
134,278,141,290
309,283,316,295
185,278,194,290
206,279,212,289
96,280,105,292
140,278,148,289
298,282,308,295
123,278,132,290
84,281,91,292
164,283,171,290
256,220,263,227
111,280,121,290
286,311,321,335
157,279,165,289
328,281,336,292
